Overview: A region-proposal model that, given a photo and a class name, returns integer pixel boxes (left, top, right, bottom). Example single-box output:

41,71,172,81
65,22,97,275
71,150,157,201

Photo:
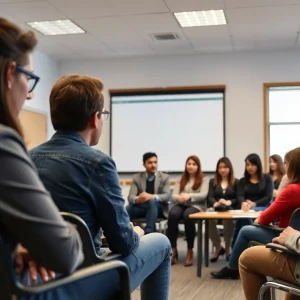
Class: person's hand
139,192,154,202
253,218,259,224
213,202,220,208
246,200,256,208
133,226,144,237
180,193,190,202
15,245,55,282
272,226,299,245
241,202,251,212
224,200,232,206
218,199,227,205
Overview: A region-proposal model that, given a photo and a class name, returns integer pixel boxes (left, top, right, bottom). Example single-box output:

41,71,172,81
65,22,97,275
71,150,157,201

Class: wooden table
189,211,260,278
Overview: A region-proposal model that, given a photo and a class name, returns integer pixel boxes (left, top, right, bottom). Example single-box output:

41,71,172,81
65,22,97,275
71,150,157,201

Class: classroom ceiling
2,0,300,60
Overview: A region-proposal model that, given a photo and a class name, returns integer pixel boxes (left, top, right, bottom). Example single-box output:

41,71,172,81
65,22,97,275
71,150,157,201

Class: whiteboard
111,92,225,172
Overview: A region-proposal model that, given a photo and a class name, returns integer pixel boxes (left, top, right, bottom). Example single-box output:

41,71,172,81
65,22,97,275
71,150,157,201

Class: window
266,84,300,166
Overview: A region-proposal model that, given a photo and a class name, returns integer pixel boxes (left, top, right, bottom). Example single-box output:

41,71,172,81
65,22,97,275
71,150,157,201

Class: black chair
258,243,300,300
60,212,121,268
0,239,131,300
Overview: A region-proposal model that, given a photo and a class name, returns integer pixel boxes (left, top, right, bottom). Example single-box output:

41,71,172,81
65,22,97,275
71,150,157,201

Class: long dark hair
287,148,300,184
0,18,37,137
213,157,235,187
269,154,285,180
180,155,204,192
244,153,263,182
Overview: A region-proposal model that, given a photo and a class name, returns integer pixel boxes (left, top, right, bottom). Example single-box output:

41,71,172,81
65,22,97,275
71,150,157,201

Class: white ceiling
2,0,300,60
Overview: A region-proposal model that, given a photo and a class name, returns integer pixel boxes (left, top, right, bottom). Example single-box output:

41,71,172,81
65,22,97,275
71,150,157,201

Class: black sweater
237,174,273,208
207,178,239,209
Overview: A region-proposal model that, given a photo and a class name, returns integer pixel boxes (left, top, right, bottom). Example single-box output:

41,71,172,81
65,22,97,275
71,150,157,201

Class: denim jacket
29,131,139,256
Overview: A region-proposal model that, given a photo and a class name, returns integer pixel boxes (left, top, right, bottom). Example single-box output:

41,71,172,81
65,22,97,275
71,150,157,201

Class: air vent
151,33,180,41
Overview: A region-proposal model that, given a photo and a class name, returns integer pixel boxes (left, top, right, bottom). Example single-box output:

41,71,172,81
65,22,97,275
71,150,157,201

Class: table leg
197,220,203,278
205,219,209,267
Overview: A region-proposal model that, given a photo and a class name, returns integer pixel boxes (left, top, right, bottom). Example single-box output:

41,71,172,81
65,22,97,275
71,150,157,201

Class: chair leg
270,287,276,300
259,282,272,300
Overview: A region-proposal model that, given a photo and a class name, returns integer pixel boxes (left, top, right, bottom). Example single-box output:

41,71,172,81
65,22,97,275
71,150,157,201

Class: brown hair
269,154,285,180
284,148,300,165
179,155,204,192
213,157,235,187
0,18,37,137
287,148,300,184
50,74,104,131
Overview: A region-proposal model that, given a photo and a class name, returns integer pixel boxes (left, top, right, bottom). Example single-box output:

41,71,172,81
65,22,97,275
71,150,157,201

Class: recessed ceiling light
174,10,227,27
27,19,85,36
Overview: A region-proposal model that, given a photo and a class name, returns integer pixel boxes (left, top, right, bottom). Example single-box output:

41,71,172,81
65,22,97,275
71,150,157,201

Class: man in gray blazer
127,152,170,234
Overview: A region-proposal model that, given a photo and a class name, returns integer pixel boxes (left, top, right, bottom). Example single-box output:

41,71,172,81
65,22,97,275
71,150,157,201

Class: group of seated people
126,150,287,269
1,16,300,300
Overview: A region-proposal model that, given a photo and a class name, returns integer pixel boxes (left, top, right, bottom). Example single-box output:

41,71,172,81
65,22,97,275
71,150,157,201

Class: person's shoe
171,248,178,265
211,267,239,279
184,249,193,267
210,246,225,263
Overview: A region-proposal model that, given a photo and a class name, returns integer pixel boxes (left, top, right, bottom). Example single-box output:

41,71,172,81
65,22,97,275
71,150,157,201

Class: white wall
24,51,58,139
59,49,300,178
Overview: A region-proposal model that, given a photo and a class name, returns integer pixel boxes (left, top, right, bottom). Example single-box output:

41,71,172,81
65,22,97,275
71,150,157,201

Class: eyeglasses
99,110,110,120
15,65,40,93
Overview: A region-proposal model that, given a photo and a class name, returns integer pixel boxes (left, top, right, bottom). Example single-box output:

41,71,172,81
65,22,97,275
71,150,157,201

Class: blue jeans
228,225,279,270
232,206,267,247
21,233,171,300
126,200,163,233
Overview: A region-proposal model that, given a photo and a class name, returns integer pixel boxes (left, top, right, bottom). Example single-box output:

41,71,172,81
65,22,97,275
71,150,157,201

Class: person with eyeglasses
0,17,88,298
29,74,171,300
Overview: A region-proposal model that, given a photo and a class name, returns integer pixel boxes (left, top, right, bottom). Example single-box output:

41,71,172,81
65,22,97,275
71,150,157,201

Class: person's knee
147,199,157,207
150,233,172,255
239,246,260,270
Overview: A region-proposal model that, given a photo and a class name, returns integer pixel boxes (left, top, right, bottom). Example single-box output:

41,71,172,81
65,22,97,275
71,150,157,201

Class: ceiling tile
225,0,300,9
182,26,230,42
123,13,180,34
226,4,300,25
165,0,225,12
48,0,113,18
108,0,169,15
75,16,140,42
0,1,66,22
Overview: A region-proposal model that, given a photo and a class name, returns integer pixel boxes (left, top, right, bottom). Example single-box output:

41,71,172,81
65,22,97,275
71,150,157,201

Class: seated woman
167,155,209,267
208,157,239,262
231,153,273,246
0,18,171,300
211,147,300,279
269,154,285,196
239,226,300,300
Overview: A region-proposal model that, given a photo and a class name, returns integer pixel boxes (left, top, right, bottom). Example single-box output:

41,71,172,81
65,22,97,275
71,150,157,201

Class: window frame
264,82,300,172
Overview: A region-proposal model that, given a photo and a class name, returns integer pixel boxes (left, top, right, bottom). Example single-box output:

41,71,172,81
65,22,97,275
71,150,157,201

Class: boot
184,249,193,267
171,248,178,265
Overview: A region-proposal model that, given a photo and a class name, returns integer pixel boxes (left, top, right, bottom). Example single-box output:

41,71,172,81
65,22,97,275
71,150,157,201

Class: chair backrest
289,208,300,230
60,212,100,268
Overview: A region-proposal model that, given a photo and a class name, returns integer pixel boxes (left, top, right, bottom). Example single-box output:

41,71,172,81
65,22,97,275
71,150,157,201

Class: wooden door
19,109,47,150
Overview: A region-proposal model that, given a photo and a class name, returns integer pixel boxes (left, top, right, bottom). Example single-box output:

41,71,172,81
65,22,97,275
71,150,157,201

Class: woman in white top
167,155,209,267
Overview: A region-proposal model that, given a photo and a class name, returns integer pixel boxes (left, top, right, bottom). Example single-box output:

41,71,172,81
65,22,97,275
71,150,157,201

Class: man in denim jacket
29,74,171,299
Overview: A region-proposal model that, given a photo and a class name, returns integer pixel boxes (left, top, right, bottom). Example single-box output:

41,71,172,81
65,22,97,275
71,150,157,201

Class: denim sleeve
0,130,84,273
91,156,140,256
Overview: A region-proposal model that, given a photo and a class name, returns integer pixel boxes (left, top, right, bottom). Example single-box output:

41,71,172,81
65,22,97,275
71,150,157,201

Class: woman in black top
269,154,285,193
208,157,239,262
232,153,273,246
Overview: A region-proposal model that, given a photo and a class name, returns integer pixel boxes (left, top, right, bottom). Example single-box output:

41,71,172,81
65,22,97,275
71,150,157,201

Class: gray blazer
128,171,170,204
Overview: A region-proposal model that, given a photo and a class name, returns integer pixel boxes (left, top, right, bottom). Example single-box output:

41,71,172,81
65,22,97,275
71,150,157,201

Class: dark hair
244,153,263,182
143,152,157,164
287,148,300,184
50,74,104,131
0,18,37,137
269,154,285,180
213,157,235,187
180,155,204,192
